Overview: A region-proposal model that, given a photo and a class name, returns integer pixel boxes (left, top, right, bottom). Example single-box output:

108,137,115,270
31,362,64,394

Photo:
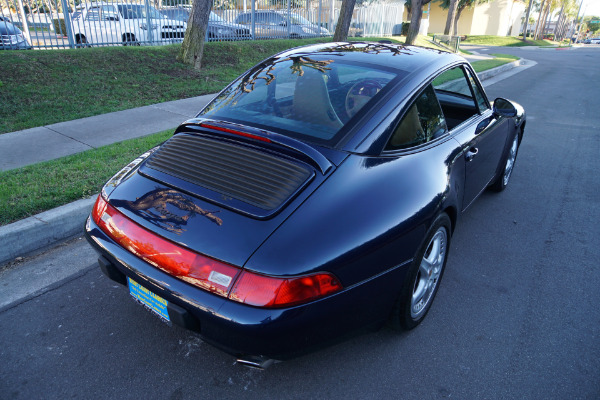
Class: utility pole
569,0,584,42
16,0,31,45
575,3,587,43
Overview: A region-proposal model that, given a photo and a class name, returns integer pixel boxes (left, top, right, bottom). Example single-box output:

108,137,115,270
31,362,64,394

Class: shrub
401,22,410,36
52,19,67,35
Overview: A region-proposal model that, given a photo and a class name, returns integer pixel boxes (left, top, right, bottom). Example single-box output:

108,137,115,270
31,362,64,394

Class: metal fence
1,0,404,50
432,34,460,53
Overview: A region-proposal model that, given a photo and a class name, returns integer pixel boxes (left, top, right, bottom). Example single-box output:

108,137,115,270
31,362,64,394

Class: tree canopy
585,16,600,34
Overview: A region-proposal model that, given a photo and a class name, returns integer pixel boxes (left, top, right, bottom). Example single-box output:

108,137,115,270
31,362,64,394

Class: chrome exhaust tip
236,356,275,370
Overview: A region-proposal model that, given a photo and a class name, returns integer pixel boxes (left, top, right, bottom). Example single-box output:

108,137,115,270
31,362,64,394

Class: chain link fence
1,0,404,49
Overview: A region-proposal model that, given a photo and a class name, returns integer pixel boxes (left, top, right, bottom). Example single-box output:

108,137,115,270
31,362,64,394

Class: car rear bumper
84,216,409,360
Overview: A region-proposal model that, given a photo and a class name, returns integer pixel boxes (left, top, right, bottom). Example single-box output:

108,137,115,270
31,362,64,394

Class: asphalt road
1,46,599,399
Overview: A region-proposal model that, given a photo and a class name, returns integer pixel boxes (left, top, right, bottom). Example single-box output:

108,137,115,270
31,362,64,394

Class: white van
72,2,186,46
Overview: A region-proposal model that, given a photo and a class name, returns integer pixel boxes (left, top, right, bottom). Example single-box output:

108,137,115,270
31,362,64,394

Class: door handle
465,147,478,162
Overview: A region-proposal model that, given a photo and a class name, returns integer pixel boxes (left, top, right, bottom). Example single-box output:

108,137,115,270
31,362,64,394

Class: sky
582,0,600,17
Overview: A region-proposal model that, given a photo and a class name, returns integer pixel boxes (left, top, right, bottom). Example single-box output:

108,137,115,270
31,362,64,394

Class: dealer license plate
127,277,170,322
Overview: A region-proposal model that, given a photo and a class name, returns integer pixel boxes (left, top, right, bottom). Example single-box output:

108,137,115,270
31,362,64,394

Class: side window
386,84,447,150
266,13,280,25
101,6,118,21
465,68,488,112
254,13,266,24
432,66,480,130
237,14,249,24
86,7,101,21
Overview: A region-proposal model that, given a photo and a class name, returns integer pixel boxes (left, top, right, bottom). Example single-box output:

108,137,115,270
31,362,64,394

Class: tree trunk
333,0,357,41
522,0,533,40
541,2,552,39
554,7,564,40
406,0,424,45
533,0,545,40
444,0,459,35
178,0,213,70
535,2,548,40
453,5,465,36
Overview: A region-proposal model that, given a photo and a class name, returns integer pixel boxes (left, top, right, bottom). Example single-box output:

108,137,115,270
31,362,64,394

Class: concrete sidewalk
0,58,532,266
0,94,216,172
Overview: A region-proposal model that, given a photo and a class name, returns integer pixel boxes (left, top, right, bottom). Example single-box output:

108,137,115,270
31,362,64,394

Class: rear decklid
104,120,346,267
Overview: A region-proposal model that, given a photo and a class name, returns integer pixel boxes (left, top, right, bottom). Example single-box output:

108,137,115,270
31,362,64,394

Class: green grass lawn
0,38,332,134
470,53,520,71
461,35,556,47
0,130,172,226
432,54,519,85
0,36,448,135
0,37,519,226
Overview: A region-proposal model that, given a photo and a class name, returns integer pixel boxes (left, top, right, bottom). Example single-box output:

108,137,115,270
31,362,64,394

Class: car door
252,12,268,38
266,13,285,38
433,65,509,210
83,6,102,43
100,5,120,43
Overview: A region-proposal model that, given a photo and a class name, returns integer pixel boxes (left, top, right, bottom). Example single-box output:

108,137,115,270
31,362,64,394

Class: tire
390,213,451,331
489,131,520,192
76,35,88,47
123,34,140,46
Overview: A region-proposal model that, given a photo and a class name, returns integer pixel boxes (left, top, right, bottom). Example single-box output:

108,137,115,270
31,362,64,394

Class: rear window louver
144,134,312,211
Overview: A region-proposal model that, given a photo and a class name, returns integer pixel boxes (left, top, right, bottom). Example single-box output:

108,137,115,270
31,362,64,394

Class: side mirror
105,14,119,21
279,20,287,26
493,98,517,118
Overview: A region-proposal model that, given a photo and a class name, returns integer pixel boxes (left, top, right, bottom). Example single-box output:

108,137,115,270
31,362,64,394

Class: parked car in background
85,42,525,367
590,37,600,44
71,2,186,46
0,19,32,50
160,7,252,41
234,10,329,38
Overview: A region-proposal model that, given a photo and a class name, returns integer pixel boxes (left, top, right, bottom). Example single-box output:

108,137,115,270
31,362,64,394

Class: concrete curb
476,59,522,81
0,196,96,265
0,59,528,266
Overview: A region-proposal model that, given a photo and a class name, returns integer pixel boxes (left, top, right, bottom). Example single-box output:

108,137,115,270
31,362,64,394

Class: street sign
590,20,600,23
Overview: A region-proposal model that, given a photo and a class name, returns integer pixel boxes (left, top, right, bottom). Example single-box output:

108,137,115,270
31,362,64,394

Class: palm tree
406,0,434,44
522,0,535,40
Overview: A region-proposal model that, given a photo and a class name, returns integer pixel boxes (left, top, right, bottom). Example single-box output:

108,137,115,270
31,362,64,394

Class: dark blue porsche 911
85,42,525,367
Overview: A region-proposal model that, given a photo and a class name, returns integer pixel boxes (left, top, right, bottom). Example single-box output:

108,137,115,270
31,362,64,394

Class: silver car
71,2,186,46
234,10,329,39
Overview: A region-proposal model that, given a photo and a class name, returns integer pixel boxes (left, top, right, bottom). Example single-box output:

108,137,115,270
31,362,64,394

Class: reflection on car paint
111,188,223,235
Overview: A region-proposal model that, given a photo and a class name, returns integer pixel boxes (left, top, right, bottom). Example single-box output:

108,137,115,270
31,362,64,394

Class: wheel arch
442,206,457,235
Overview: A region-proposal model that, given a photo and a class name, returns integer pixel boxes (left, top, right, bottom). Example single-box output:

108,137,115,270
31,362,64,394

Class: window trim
462,65,491,112
381,61,494,155
382,83,449,153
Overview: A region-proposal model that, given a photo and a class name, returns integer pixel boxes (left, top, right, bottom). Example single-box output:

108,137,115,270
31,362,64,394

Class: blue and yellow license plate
127,277,170,322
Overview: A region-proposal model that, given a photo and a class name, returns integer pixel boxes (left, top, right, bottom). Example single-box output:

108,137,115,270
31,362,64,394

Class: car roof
76,2,146,7
272,42,464,75
0,20,21,35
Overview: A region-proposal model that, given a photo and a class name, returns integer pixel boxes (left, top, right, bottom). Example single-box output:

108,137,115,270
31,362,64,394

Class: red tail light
92,195,343,307
230,271,343,307
92,195,240,296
